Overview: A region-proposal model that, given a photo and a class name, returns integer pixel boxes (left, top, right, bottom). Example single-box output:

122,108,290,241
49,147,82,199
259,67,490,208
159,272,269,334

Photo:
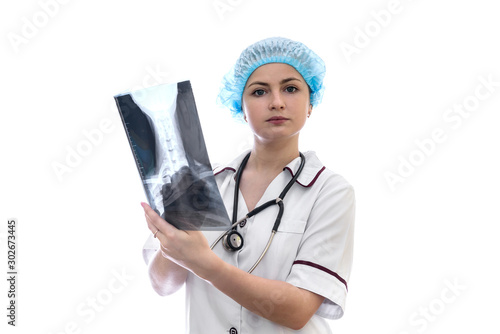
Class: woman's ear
307,104,313,118
242,108,248,122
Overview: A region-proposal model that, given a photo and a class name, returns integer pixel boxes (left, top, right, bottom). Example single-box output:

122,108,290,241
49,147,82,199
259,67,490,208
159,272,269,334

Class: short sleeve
285,174,355,320
142,234,161,265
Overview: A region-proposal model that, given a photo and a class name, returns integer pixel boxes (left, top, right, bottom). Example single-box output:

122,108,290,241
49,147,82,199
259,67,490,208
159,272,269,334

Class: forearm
148,248,188,296
201,253,323,330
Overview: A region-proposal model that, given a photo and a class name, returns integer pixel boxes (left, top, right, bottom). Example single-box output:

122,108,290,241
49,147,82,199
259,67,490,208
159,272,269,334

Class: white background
1,0,499,333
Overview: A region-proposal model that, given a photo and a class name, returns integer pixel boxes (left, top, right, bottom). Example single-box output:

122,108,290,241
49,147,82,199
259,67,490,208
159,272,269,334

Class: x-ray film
115,81,230,230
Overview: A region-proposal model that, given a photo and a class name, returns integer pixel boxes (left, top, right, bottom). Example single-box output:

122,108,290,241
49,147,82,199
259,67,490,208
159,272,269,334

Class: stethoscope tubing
211,152,306,273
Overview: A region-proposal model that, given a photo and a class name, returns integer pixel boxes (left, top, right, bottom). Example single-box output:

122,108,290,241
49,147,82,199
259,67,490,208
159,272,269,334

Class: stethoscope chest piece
222,230,244,251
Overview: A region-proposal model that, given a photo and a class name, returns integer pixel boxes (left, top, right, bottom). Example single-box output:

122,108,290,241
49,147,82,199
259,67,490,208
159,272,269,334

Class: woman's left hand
141,202,216,279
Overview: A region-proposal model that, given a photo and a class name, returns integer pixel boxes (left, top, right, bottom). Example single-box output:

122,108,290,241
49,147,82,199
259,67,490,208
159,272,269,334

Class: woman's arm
147,247,188,296
202,252,325,330
142,202,324,330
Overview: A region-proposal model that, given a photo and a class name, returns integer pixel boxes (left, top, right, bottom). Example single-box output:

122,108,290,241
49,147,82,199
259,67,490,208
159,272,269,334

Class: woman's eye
285,86,297,93
253,89,265,96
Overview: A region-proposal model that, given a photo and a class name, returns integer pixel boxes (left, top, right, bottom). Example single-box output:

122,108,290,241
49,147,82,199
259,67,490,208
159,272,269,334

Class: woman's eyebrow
280,77,302,84
246,77,302,88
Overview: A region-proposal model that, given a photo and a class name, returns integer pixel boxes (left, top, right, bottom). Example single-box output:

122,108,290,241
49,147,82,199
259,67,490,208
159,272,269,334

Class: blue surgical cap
217,37,326,120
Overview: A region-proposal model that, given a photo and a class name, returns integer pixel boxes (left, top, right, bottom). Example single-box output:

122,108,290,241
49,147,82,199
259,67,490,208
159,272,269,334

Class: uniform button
239,219,247,228
229,327,238,334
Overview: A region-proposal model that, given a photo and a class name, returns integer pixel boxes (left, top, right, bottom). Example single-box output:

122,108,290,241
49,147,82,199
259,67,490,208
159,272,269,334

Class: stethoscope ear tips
222,230,244,251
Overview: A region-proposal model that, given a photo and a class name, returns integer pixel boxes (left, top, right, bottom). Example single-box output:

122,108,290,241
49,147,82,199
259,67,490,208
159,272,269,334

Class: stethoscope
210,152,306,274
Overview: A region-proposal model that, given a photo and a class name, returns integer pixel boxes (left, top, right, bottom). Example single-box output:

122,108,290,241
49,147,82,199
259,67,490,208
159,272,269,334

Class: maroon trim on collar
284,166,326,188
293,260,348,292
213,167,236,176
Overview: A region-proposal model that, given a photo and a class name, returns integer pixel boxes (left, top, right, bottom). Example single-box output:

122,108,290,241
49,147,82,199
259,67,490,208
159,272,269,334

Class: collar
213,150,326,188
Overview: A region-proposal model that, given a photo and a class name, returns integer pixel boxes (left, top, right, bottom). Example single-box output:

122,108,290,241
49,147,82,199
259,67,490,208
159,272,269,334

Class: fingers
141,202,178,238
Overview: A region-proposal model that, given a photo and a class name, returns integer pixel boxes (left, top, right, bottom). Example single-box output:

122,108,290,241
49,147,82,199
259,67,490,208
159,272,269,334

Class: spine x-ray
115,81,230,230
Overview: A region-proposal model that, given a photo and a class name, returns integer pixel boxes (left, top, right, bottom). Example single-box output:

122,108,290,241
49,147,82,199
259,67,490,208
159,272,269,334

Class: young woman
142,37,355,333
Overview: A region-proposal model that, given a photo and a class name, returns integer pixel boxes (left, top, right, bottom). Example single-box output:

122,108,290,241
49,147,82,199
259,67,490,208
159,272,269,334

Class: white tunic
144,150,355,333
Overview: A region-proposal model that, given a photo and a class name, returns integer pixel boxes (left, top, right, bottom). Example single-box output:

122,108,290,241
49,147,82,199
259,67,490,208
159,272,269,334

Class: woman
142,37,355,333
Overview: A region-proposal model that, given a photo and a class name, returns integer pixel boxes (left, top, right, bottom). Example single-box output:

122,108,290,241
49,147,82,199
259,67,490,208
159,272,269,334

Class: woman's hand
141,202,217,280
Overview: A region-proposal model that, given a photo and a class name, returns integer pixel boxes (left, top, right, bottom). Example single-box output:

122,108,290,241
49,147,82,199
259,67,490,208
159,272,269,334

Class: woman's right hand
142,202,219,282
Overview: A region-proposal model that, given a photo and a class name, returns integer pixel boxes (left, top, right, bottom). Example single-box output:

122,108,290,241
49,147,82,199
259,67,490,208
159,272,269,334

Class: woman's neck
248,136,300,173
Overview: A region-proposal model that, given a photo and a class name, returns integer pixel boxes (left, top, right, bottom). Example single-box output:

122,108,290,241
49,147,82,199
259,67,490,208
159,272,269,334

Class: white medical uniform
144,150,355,333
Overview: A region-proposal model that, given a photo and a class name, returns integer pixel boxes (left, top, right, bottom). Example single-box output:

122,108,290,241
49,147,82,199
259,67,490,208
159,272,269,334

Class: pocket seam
277,219,307,234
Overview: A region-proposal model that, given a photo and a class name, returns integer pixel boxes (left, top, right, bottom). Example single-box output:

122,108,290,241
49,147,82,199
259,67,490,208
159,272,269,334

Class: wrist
196,250,224,283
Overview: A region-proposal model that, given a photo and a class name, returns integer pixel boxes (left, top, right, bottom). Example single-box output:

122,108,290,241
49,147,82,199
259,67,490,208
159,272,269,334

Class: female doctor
142,37,355,333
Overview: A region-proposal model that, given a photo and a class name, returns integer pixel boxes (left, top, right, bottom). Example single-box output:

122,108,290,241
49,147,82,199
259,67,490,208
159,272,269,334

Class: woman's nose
269,91,285,110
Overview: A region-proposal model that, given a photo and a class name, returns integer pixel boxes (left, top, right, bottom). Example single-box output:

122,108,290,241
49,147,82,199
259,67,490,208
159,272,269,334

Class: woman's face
241,63,312,145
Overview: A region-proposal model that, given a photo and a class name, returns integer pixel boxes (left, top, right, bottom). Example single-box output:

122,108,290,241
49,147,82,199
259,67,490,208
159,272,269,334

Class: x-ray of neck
115,81,230,230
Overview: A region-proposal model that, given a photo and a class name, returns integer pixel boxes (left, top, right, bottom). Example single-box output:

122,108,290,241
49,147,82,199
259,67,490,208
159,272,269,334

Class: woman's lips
266,116,289,124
